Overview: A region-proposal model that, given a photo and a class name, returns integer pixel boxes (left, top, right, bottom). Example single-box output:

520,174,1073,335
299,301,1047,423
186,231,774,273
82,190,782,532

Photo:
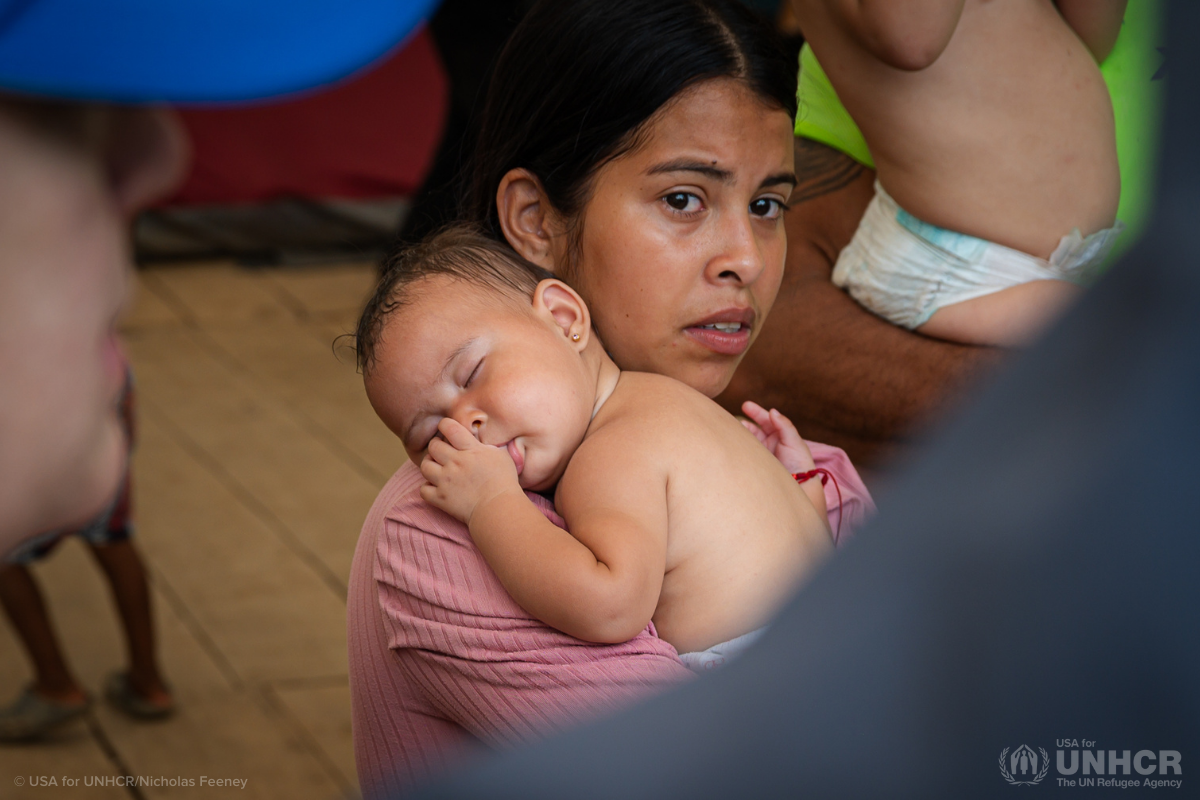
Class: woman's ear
532,279,591,351
497,169,562,273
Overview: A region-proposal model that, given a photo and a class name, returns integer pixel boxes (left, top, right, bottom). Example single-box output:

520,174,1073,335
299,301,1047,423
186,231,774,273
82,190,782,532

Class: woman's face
561,78,796,398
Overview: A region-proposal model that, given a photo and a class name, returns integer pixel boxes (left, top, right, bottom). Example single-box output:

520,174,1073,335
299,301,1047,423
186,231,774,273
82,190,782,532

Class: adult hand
419,418,522,525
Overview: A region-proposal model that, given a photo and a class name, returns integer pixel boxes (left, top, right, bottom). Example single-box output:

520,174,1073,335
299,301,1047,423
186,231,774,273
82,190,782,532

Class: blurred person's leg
86,372,172,715
87,539,172,712
0,556,92,742
0,563,87,705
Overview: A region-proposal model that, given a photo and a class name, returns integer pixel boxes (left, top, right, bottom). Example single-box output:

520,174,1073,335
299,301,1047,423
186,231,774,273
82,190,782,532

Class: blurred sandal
104,672,174,720
0,685,90,742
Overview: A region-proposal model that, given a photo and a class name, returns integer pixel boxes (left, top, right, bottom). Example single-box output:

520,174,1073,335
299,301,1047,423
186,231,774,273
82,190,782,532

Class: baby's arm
420,418,666,644
818,0,966,70
1055,0,1127,63
741,401,829,521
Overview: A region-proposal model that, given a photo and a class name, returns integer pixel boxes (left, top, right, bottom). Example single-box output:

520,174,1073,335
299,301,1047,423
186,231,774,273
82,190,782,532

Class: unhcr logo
997,741,1183,788
999,744,1050,786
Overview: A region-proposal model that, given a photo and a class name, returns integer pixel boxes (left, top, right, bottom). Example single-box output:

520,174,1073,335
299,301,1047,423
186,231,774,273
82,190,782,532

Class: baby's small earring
571,332,581,341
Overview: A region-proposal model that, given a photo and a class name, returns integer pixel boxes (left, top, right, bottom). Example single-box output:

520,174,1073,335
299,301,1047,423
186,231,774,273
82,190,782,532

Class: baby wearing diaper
360,227,837,673
794,0,1126,347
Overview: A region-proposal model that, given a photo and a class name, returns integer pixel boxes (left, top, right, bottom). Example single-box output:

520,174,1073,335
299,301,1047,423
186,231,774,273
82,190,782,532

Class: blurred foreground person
410,2,1199,797
0,0,437,735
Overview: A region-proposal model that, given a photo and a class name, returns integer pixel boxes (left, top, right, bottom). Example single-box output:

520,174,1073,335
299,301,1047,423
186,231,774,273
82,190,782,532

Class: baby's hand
419,418,522,525
741,401,817,475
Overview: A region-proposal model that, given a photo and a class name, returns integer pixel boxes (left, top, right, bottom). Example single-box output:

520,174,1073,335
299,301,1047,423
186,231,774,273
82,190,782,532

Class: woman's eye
750,197,784,220
663,192,702,214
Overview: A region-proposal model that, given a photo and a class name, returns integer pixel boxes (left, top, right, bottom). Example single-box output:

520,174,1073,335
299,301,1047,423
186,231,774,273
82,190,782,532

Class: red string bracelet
793,468,843,546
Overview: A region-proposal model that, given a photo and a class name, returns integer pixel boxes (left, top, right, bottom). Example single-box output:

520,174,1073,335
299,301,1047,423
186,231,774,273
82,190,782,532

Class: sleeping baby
359,226,837,672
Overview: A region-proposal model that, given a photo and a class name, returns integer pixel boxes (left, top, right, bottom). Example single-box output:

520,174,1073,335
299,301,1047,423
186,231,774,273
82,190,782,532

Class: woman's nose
706,213,765,286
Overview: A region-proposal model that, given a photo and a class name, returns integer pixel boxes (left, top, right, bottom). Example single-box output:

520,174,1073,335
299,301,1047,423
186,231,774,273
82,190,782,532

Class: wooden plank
198,317,406,486
269,679,360,798
124,326,380,588
94,689,346,800
122,271,187,332
131,412,349,683
263,263,378,320
0,733,127,799
140,263,287,324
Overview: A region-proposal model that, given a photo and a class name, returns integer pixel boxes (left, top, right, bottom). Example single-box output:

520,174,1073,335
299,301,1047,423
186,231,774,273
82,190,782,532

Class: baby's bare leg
916,280,1082,348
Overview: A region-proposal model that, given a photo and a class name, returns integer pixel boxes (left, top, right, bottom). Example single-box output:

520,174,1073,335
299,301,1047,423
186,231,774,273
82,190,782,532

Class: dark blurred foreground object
410,2,1199,797
136,27,447,265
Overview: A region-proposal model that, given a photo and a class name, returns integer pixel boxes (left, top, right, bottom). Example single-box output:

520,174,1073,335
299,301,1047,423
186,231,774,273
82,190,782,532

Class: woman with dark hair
347,0,873,795
463,0,799,398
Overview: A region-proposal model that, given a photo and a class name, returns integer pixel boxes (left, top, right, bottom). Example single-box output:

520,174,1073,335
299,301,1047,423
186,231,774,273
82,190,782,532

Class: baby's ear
532,279,591,351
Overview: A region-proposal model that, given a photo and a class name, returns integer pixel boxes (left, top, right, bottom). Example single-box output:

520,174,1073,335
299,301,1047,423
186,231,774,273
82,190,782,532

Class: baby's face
366,275,598,493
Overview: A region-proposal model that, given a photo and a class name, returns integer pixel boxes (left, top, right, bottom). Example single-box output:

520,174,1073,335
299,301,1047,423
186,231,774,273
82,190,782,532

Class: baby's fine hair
355,224,554,375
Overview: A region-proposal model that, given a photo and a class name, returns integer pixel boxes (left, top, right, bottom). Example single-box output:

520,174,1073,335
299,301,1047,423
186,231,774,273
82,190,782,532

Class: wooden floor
0,261,407,799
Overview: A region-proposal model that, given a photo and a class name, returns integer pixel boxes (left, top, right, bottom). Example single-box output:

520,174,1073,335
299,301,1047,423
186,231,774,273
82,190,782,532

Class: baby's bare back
799,0,1119,258
569,373,832,655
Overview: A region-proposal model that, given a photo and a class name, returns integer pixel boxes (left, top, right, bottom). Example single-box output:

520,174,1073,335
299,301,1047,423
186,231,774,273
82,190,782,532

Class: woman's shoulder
355,461,467,559
369,460,470,546
371,461,427,520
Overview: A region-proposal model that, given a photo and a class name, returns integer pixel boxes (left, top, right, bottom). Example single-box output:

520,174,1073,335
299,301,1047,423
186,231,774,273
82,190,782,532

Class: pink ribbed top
348,443,873,797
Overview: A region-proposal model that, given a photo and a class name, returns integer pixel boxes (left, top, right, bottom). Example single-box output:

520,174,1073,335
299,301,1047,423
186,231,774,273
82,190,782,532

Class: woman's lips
684,309,755,356
506,440,525,475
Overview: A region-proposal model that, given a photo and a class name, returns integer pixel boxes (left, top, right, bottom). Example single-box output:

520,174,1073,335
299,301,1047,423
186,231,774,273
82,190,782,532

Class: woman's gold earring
571,332,581,341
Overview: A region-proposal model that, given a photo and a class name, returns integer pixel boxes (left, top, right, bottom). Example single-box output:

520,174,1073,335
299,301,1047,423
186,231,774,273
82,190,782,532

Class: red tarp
166,26,447,206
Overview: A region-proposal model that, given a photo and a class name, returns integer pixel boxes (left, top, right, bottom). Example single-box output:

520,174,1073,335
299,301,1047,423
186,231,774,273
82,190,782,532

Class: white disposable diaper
832,182,1124,329
677,628,765,674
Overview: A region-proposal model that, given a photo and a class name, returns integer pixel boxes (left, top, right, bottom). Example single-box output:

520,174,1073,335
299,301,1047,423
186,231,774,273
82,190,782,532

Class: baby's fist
419,418,520,523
